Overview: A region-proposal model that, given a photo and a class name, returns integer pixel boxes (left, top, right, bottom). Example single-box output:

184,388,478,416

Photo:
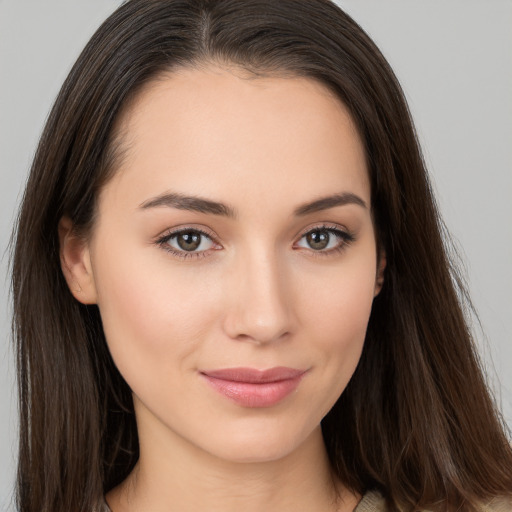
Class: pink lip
200,367,307,408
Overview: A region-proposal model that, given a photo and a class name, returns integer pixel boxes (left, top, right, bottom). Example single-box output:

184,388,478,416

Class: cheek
91,242,221,390
299,254,376,344
296,253,376,390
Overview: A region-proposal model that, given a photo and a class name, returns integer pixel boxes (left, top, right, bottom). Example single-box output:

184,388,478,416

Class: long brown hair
11,1,512,511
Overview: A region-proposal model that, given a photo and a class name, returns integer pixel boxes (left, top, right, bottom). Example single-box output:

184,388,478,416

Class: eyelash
296,224,356,258
155,224,355,260
156,227,218,260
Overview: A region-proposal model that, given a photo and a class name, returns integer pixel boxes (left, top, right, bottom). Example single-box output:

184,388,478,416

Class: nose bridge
223,243,292,344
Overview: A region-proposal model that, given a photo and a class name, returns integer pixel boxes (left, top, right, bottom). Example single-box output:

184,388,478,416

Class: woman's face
63,65,383,463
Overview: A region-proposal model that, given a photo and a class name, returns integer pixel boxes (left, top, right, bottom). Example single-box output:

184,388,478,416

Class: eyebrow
139,192,237,218
294,192,367,215
139,191,367,217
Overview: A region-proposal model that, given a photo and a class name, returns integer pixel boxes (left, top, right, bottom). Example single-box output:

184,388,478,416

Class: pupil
177,232,201,251
307,230,329,250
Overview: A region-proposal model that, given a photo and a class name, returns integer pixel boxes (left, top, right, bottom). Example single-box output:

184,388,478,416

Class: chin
198,420,319,465
209,441,297,465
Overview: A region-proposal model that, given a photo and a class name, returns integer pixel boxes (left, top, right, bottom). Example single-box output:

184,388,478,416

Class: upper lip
201,367,307,383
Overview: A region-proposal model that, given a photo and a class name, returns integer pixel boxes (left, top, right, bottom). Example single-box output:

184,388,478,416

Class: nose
222,248,294,345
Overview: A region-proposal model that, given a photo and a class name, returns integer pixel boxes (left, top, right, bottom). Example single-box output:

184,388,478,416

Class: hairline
84,58,370,237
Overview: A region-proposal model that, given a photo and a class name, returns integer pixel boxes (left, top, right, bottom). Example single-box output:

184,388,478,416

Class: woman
10,1,512,511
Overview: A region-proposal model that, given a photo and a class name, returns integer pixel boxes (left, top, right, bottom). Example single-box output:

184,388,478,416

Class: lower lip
201,373,306,408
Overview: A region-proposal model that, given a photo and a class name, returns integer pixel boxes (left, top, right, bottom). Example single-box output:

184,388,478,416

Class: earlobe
58,216,97,304
374,251,387,297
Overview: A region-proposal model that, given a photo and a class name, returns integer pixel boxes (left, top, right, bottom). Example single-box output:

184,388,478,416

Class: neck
106,410,359,512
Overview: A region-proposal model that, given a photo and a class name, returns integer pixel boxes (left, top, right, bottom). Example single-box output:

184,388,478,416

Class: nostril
239,331,289,345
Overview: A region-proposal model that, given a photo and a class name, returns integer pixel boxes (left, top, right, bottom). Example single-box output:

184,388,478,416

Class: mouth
200,367,308,408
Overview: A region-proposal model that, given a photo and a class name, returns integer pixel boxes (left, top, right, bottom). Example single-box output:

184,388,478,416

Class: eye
157,228,219,257
295,226,354,253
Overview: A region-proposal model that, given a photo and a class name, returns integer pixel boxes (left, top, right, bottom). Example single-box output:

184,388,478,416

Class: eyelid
154,223,219,243
294,222,351,241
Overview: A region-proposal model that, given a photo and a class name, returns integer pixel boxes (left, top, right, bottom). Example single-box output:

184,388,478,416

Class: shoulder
354,490,512,512
93,499,111,512
479,495,512,512
354,490,387,512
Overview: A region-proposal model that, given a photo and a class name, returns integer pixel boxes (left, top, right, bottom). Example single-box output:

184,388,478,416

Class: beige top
353,490,387,511
98,490,512,511
353,490,512,512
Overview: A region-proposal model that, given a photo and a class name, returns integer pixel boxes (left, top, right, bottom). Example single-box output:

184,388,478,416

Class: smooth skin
60,64,385,512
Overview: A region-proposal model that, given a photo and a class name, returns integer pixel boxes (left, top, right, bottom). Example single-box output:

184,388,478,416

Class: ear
374,250,386,297
58,216,97,304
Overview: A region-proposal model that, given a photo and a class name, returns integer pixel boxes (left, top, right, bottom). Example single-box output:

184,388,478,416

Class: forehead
102,65,370,212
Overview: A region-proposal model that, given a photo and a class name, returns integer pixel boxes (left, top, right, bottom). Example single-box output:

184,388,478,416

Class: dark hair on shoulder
11,1,512,511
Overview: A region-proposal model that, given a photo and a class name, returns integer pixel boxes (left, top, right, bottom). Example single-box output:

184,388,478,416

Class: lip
200,367,308,408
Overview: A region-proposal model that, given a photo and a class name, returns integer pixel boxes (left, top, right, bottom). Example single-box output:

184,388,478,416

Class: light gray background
1,1,511,509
